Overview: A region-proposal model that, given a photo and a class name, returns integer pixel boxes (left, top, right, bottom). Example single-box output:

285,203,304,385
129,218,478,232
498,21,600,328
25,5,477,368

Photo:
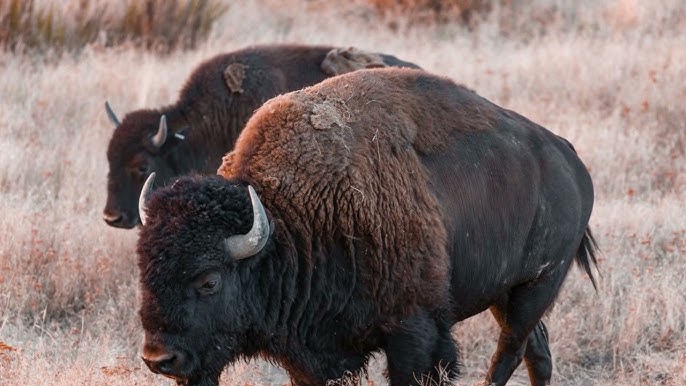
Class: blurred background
0,0,684,384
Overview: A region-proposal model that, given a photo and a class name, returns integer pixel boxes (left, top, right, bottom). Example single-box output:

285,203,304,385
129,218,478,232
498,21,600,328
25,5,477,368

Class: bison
136,68,599,386
103,44,420,228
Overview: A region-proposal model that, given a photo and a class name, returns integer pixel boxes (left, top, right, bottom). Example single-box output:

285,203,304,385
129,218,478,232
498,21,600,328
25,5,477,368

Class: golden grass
1,0,685,384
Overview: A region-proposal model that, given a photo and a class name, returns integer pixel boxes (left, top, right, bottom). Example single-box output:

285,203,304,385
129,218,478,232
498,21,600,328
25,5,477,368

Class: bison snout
142,350,186,377
103,210,136,228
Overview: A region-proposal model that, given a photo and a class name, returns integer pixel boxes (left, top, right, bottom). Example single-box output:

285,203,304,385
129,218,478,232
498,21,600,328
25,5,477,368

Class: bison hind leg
523,321,553,385
487,272,566,386
384,312,460,386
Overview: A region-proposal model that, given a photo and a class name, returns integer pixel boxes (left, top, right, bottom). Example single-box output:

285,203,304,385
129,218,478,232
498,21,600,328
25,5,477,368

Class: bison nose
103,210,132,228
142,351,185,376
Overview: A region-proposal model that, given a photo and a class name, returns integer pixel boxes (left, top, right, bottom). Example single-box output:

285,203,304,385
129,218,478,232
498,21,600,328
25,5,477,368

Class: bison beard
137,68,599,386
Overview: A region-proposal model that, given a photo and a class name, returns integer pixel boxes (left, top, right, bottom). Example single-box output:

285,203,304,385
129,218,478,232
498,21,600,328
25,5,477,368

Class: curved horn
225,186,271,260
104,101,121,127
138,172,156,226
152,115,168,148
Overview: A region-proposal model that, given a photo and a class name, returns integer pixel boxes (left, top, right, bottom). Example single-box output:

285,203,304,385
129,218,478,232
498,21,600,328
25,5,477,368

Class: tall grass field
1,0,684,384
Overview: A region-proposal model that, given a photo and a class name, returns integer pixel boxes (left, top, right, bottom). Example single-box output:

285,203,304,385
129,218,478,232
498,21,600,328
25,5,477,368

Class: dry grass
1,0,685,385
0,0,228,55
364,0,493,26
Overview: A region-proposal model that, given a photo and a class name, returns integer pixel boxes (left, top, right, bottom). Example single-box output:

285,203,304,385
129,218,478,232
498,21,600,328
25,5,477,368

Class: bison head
103,102,187,228
136,175,271,385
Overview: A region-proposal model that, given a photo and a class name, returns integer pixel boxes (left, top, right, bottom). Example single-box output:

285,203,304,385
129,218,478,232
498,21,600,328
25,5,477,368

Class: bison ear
151,115,168,148
138,172,156,226
104,101,121,127
225,186,271,260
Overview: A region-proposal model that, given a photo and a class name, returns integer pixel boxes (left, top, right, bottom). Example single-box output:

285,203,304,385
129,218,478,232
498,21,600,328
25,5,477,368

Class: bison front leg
384,312,460,386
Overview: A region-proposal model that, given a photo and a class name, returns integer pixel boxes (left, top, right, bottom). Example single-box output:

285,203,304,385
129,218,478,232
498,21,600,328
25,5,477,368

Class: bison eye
195,272,221,296
131,164,149,180
135,165,148,176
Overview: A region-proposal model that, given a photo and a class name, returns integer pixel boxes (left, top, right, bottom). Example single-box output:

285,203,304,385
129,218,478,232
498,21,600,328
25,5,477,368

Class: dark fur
104,44,420,228
138,68,599,386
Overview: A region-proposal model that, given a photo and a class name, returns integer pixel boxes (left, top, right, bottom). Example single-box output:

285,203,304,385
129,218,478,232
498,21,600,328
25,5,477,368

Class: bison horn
152,115,168,148
138,172,156,226
104,101,121,127
225,186,271,260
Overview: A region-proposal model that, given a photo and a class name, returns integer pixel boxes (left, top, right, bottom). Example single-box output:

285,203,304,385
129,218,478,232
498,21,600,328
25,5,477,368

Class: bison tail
575,227,601,292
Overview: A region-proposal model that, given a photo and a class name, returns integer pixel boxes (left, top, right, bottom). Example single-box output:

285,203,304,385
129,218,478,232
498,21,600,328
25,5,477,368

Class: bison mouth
142,345,225,386
102,210,140,229
148,366,220,386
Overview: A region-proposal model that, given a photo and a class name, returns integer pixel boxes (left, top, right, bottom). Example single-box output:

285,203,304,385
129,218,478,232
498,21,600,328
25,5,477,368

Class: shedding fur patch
223,62,248,93
309,98,350,131
321,47,387,76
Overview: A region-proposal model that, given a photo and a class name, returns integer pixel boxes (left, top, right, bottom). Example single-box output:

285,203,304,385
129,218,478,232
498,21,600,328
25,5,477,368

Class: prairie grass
0,0,228,55
1,0,685,385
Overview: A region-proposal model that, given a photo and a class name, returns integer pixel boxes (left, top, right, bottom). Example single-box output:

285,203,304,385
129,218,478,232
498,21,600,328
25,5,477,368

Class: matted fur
223,62,248,93
321,46,421,76
321,46,387,74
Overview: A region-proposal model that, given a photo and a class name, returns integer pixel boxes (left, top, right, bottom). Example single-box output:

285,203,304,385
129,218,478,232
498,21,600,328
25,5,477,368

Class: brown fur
216,68,493,318
320,47,388,75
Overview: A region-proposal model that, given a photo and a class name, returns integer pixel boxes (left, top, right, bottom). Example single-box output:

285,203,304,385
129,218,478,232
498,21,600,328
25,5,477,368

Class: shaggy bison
103,44,419,228
136,68,598,386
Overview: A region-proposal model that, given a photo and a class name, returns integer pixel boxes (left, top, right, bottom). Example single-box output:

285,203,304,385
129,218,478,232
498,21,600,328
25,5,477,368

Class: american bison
136,68,599,386
103,44,419,228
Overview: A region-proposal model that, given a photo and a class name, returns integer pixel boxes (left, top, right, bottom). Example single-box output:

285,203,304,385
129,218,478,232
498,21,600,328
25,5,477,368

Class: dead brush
364,0,494,25
0,0,228,55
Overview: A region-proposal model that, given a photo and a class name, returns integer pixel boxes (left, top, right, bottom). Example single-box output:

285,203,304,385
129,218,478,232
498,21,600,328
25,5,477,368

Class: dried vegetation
1,0,685,385
0,0,227,55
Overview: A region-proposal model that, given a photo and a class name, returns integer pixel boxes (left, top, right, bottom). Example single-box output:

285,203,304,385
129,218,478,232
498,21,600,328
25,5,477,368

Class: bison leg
385,312,459,386
523,321,553,385
487,280,559,386
429,320,461,382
